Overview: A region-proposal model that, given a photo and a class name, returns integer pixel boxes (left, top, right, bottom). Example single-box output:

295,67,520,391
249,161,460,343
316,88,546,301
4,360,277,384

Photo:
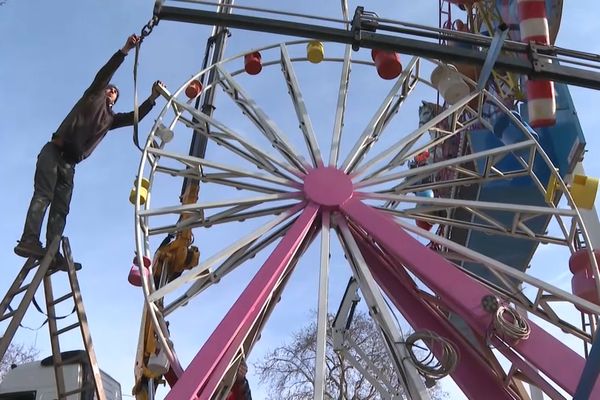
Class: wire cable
493,305,531,341
405,330,458,381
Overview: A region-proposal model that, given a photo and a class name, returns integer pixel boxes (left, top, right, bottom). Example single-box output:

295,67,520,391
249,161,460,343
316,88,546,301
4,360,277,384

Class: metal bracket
529,42,551,74
350,7,364,51
341,6,379,52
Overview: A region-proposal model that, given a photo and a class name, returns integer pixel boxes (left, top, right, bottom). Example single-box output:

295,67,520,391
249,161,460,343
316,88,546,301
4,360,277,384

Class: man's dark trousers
21,142,75,247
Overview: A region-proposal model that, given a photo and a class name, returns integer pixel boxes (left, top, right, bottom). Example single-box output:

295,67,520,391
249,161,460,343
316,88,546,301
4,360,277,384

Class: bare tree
0,343,39,382
255,312,448,400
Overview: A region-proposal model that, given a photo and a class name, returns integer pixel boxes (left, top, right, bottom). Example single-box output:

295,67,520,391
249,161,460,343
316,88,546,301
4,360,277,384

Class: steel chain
140,15,159,40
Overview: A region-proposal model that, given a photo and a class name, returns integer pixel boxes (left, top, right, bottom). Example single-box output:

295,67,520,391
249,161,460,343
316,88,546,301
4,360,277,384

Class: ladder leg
62,237,106,400
0,237,60,360
43,273,68,400
0,258,38,317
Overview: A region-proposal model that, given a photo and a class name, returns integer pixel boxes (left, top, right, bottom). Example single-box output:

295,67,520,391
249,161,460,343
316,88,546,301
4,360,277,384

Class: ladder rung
54,322,80,336
24,261,39,271
0,310,16,322
49,292,73,306
11,283,31,296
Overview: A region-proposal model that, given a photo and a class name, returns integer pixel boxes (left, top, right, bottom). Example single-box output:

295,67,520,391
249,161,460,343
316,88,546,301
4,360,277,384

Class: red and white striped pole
518,0,556,128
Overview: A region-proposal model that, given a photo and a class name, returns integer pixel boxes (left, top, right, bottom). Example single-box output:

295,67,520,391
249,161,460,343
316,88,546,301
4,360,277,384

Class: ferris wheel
127,2,600,400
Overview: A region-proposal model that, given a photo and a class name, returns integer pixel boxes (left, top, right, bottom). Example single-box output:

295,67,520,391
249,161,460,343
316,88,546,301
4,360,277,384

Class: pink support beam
367,237,567,399
199,307,264,400
349,226,517,400
198,221,320,400
166,203,319,400
342,197,597,397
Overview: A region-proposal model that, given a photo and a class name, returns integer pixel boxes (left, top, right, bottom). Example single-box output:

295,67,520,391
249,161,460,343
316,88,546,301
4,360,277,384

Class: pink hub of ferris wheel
303,167,354,208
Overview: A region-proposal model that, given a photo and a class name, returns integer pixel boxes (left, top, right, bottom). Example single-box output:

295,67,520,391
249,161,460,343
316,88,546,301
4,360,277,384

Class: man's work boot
14,240,46,259
50,252,82,272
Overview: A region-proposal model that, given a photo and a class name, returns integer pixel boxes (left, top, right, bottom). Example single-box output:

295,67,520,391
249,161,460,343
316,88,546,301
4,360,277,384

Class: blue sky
2,1,600,399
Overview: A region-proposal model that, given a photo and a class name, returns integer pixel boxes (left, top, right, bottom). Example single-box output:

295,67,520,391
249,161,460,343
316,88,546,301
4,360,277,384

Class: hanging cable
405,330,458,382
6,296,75,332
133,15,160,151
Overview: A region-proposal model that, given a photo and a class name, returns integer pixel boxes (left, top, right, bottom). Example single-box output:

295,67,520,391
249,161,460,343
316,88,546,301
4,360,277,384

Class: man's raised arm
85,34,140,95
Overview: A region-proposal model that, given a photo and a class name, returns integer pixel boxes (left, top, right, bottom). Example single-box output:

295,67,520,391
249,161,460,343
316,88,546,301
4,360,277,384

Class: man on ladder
13,34,164,268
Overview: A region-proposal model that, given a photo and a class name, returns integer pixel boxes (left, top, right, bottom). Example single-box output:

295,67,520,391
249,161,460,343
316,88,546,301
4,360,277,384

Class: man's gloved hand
121,34,141,55
151,80,165,101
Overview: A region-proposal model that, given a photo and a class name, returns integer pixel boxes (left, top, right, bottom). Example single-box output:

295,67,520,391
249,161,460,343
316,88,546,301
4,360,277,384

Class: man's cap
107,84,120,104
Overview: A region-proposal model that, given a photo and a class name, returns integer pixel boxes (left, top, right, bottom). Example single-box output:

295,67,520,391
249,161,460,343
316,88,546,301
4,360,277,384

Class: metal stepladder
0,236,106,400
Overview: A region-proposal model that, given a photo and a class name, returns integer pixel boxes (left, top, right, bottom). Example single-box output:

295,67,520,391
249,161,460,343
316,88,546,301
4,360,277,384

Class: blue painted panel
463,116,556,279
462,91,584,285
462,184,548,280
462,85,583,280
520,83,586,178
469,116,554,188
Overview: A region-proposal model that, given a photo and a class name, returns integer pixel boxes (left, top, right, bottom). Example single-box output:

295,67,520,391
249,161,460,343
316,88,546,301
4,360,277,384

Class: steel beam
155,6,600,90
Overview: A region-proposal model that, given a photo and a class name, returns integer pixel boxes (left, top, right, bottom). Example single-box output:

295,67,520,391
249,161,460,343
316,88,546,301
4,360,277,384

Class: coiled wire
405,330,458,381
494,306,531,341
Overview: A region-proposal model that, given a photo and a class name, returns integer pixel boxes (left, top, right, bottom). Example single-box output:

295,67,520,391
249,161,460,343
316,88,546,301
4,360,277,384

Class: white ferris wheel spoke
366,192,577,244
363,192,576,219
199,173,295,194
178,116,297,181
362,113,481,181
147,146,299,188
163,219,295,316
172,100,305,180
355,140,536,189
313,211,330,400
280,43,324,167
147,203,305,302
380,207,571,246
147,204,292,237
138,192,300,218
329,43,352,167
216,65,311,173
393,216,600,342
151,104,282,179
341,56,420,173
335,217,432,399
352,90,481,179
